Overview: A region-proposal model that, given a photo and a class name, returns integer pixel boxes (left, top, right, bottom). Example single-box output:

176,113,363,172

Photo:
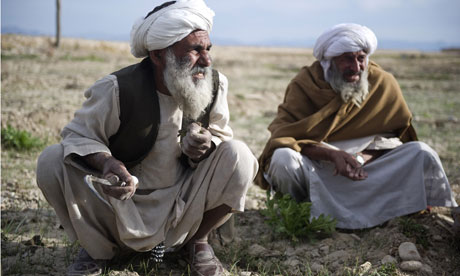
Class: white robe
36,72,258,259
265,137,458,229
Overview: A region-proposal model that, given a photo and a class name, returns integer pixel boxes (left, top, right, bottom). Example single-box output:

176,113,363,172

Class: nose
349,59,360,73
198,51,211,67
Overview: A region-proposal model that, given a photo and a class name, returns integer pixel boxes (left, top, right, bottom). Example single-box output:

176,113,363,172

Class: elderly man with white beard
256,23,459,232
36,1,258,275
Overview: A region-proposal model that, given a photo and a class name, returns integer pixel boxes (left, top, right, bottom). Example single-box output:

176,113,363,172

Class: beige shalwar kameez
37,72,258,259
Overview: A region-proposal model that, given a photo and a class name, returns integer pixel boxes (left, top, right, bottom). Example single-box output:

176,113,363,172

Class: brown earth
1,34,460,275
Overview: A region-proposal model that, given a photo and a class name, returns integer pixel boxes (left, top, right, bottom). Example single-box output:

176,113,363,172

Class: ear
149,50,164,67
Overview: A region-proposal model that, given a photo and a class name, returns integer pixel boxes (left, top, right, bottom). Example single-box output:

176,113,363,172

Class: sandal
187,242,224,276
66,248,103,276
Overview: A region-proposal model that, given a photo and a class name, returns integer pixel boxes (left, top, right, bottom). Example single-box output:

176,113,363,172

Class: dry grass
2,34,460,275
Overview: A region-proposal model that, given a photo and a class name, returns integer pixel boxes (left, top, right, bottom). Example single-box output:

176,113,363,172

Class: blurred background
2,0,460,51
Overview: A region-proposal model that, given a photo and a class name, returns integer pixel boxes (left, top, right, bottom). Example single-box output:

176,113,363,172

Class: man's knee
269,148,301,175
36,144,64,192
218,140,257,170
416,141,438,156
215,140,258,186
267,148,309,198
405,141,440,161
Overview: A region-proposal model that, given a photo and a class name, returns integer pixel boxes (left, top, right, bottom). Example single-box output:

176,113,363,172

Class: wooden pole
55,0,61,47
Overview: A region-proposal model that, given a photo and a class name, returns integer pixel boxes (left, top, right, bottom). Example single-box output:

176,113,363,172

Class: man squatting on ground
256,23,459,232
36,1,258,275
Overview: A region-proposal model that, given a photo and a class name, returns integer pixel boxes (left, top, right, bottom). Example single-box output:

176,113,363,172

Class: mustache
178,56,208,74
191,66,206,75
177,55,210,77
343,69,363,77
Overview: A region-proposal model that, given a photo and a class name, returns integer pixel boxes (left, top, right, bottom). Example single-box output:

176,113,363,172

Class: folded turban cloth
313,23,378,81
130,0,215,58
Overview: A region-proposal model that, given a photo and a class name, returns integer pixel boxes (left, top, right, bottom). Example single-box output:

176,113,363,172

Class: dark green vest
109,57,219,168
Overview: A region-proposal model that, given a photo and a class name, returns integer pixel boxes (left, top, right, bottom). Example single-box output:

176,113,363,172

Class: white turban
130,0,215,58
313,23,378,81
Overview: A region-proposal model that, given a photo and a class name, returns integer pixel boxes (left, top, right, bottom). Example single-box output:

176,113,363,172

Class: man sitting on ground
256,23,458,232
36,1,258,275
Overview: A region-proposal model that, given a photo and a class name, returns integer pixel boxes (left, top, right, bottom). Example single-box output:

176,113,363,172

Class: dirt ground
1,35,460,275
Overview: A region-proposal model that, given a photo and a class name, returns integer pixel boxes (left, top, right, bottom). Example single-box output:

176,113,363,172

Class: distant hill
2,25,457,52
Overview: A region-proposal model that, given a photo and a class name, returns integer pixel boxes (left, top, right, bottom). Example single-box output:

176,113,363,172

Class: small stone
309,248,320,258
398,242,421,261
239,272,252,276
432,234,443,241
247,244,269,257
350,233,361,241
319,245,329,255
334,232,357,244
329,260,342,270
358,261,372,275
283,257,301,267
285,246,296,256
293,243,313,255
381,255,397,265
320,238,334,246
325,250,350,263
421,264,433,275
310,262,323,273
400,260,423,272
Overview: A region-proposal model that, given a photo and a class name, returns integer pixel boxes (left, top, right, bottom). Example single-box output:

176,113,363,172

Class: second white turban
313,23,378,81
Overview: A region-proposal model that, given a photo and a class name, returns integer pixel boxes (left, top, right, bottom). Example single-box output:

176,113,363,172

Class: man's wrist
188,141,216,166
83,152,113,172
204,141,216,159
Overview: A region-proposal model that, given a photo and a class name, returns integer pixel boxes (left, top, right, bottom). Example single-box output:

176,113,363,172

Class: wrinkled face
169,30,212,83
162,46,213,121
332,50,367,83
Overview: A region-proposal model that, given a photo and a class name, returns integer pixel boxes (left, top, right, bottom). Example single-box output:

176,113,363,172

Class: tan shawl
256,60,417,189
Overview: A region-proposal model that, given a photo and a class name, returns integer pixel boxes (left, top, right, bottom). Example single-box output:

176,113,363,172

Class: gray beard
163,49,213,121
328,64,369,107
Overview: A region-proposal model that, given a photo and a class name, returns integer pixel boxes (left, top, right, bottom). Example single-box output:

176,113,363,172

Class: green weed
370,262,397,276
63,238,80,267
59,53,106,62
398,217,430,249
261,190,336,242
1,53,39,60
1,125,44,151
1,216,28,236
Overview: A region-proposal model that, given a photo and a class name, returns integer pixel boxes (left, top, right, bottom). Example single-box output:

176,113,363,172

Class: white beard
328,63,369,107
163,49,213,121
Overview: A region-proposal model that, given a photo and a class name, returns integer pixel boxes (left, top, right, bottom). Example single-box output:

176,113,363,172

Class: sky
2,0,460,51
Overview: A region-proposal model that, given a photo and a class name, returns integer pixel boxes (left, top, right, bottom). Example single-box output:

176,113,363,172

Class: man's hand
181,122,215,162
301,144,368,181
328,150,368,180
83,152,138,200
